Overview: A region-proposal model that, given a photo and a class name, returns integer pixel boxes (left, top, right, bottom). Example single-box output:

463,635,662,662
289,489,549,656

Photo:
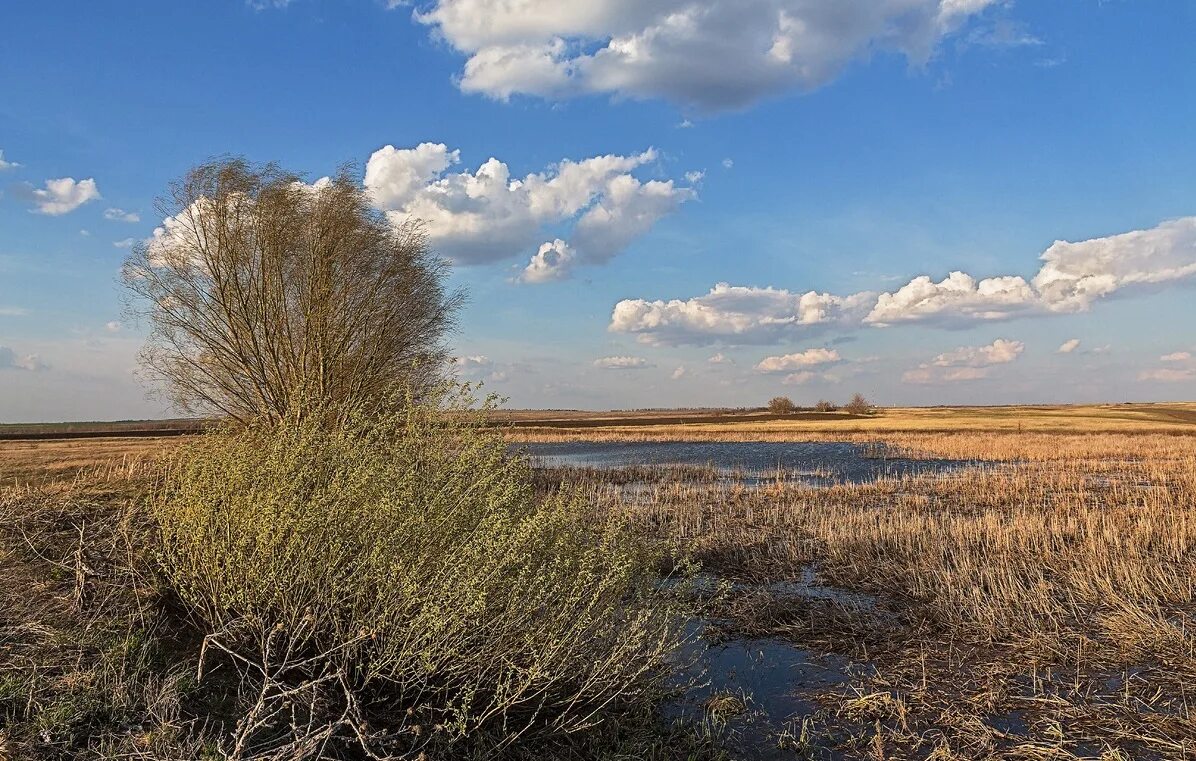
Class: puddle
677,569,879,611
657,567,876,757
517,441,973,487
665,618,850,759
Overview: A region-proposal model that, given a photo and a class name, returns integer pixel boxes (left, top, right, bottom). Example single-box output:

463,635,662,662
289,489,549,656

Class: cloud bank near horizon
610,216,1196,345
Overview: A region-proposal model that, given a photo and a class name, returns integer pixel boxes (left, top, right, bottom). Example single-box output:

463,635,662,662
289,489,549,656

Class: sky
1,1,1195,422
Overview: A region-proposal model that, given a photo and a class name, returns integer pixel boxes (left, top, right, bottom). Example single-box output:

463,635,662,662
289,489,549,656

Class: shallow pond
665,619,851,759
518,440,969,486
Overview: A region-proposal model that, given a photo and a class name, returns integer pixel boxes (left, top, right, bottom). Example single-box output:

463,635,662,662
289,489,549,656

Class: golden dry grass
0,437,177,486
550,430,1196,757
507,402,1196,442
6,406,1196,756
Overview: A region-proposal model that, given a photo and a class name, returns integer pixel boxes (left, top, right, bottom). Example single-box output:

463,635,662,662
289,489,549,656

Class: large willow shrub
152,391,681,755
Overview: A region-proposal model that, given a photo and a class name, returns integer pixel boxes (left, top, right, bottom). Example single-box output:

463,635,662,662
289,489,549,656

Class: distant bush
152,388,681,758
814,400,837,412
768,396,797,414
844,393,875,415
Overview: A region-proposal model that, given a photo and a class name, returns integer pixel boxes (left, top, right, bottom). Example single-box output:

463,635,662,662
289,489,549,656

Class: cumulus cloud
931,338,1024,368
781,371,816,385
26,177,101,215
755,347,840,373
671,365,687,380
0,346,46,372
593,355,652,370
610,282,875,346
1030,217,1196,312
612,216,1196,344
1140,351,1196,383
1057,338,1080,354
520,239,577,283
411,0,1001,110
105,321,123,333
104,208,140,223
365,143,693,276
869,213,1196,323
707,352,734,365
113,238,137,249
865,272,1037,326
455,355,492,369
902,338,1022,384
0,150,19,171
1139,368,1194,383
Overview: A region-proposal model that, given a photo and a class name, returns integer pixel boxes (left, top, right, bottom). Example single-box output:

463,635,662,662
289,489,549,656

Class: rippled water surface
518,440,969,485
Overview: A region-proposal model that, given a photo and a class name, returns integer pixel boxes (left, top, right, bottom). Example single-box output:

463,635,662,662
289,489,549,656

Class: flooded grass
5,430,1195,758
530,433,1196,759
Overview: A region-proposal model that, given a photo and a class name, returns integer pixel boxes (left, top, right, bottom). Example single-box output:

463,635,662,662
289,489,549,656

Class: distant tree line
768,393,877,415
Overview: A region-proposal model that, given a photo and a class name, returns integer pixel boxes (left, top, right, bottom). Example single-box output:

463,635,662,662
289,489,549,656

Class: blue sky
2,1,1195,421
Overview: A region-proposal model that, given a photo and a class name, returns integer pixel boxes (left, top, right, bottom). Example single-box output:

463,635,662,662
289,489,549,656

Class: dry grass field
505,402,1196,441
3,403,1196,758
542,427,1196,758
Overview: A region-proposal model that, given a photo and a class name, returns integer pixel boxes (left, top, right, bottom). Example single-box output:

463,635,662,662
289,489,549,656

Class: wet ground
517,441,971,486
657,569,878,758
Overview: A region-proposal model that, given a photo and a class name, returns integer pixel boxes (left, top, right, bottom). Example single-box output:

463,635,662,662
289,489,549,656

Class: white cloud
613,216,1196,343
865,272,1037,326
932,338,1023,367
755,347,840,373
782,371,816,385
1139,368,1194,383
1057,338,1080,354
0,346,46,372
903,366,990,384
610,282,875,346
365,144,693,274
456,355,492,369
104,208,140,223
113,238,137,249
0,150,19,171
28,177,101,215
902,338,1022,384
593,355,652,370
707,352,733,365
671,365,687,380
1162,351,1192,362
721,158,734,169
1032,217,1196,313
412,0,1001,111
365,143,461,209
0,307,29,317
105,321,123,333
520,239,577,283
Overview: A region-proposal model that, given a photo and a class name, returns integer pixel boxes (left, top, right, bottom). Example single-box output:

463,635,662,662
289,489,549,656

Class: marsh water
515,441,973,756
518,440,968,486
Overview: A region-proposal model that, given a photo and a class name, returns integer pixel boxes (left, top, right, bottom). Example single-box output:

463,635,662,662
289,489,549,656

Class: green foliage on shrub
151,388,682,755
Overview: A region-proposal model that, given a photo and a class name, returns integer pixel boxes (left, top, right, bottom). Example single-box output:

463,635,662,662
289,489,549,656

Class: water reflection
518,440,970,486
